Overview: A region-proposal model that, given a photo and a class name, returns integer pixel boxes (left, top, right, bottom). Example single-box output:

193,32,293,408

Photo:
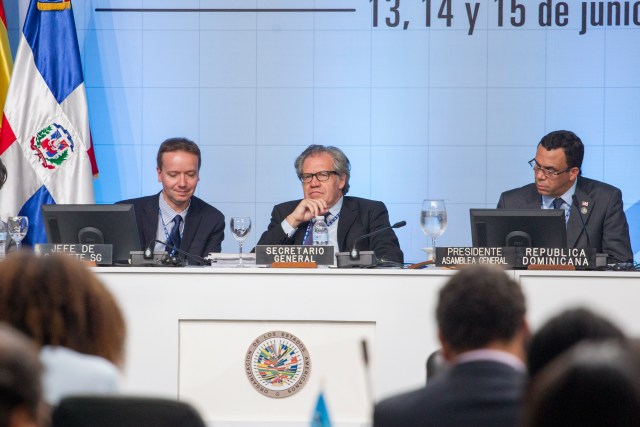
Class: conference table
95,265,640,427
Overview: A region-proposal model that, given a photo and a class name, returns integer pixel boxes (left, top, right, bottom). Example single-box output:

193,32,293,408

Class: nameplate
436,247,596,269
34,244,113,265
436,247,516,267
516,247,596,269
255,245,335,265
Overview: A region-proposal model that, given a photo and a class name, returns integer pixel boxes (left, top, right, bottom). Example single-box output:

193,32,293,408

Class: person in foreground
526,307,626,379
522,340,640,427
256,144,403,263
0,323,45,427
118,137,225,264
0,252,126,405
497,130,633,264
373,264,528,427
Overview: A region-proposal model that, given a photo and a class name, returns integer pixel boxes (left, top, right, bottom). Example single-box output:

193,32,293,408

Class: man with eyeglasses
256,144,404,264
497,130,632,263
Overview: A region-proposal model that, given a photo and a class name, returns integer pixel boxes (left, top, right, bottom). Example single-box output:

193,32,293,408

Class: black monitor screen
470,208,567,248
42,204,141,264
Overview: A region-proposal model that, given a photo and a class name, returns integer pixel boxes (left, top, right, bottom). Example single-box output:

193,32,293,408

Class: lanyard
160,211,183,242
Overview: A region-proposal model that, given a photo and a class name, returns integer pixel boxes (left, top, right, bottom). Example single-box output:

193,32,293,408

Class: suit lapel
181,197,201,250
337,197,357,251
567,180,594,248
522,186,543,208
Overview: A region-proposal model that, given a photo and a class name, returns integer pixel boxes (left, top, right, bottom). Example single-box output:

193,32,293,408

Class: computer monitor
470,208,567,248
42,204,141,264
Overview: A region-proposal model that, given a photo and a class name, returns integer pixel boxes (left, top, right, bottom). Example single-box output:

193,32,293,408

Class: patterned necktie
168,215,183,254
552,198,564,209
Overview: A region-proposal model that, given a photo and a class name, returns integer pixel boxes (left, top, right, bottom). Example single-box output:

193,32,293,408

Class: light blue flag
311,391,332,427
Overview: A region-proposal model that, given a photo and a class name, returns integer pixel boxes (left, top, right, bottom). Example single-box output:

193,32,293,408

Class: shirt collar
454,348,526,372
158,192,190,222
328,196,344,218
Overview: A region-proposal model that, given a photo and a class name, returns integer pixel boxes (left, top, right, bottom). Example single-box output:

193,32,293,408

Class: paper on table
206,253,257,265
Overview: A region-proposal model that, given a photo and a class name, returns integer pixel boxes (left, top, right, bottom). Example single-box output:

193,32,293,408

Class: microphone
350,220,406,259
572,194,591,250
361,339,374,408
143,239,211,266
336,220,406,268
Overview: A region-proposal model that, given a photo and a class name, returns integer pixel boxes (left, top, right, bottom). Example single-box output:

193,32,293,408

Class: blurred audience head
523,340,640,427
437,264,527,360
527,307,625,378
0,323,45,427
0,252,126,366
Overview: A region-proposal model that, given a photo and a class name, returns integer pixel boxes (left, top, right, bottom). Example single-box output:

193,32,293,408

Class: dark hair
527,307,626,378
156,137,201,171
0,323,43,427
0,158,6,189
294,144,351,194
523,341,640,427
538,130,584,171
437,265,526,352
0,252,126,366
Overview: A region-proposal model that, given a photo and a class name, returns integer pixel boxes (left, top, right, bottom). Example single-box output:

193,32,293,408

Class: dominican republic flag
0,0,98,246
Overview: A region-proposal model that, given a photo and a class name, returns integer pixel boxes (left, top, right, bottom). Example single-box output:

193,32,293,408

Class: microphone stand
336,221,406,268
130,239,211,266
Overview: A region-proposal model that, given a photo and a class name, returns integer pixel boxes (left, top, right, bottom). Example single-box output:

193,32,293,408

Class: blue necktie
552,198,564,209
168,215,182,255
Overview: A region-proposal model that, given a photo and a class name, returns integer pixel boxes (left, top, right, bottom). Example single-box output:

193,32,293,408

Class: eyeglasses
299,170,339,183
528,159,571,177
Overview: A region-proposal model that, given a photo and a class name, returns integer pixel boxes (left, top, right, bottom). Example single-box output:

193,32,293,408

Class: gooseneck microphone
350,220,406,260
336,220,406,268
144,239,212,266
571,194,591,250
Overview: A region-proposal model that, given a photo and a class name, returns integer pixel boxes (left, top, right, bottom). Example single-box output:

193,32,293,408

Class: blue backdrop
6,0,640,262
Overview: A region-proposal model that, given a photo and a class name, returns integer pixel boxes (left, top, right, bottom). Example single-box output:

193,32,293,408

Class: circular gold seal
245,330,311,398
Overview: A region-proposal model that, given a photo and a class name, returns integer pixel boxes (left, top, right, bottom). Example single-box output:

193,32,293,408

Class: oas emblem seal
29,123,75,170
245,331,311,398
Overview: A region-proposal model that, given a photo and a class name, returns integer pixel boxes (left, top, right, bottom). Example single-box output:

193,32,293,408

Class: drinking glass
8,216,28,251
420,200,447,261
230,217,251,267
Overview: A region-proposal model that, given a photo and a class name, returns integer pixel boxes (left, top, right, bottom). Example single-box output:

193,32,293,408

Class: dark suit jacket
256,196,404,263
373,361,525,427
117,193,225,264
497,177,633,263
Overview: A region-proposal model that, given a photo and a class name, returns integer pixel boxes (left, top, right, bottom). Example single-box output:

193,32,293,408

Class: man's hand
285,199,329,229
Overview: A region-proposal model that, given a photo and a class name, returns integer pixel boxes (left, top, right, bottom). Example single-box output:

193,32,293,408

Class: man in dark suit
497,130,633,263
256,145,403,264
374,264,528,427
118,137,224,264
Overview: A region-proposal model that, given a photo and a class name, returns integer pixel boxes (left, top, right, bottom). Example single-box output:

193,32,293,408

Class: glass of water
0,221,6,259
230,217,251,267
8,216,28,251
420,200,447,261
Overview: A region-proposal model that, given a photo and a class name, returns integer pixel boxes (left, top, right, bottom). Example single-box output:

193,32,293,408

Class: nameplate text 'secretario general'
255,245,334,265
